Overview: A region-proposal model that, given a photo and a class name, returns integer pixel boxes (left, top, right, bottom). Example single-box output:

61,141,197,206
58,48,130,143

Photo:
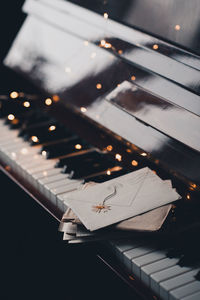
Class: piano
1,0,200,299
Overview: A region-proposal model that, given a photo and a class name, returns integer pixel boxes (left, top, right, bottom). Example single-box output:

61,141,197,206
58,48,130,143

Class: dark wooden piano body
1,1,200,299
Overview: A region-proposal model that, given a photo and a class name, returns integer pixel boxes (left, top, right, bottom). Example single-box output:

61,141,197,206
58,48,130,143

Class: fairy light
8,114,15,120
10,91,19,99
42,150,47,157
23,101,30,107
141,152,147,157
106,170,111,175
100,40,106,46
131,75,136,81
174,24,181,31
75,144,82,150
126,149,132,153
84,40,89,46
115,153,122,161
96,83,102,89
106,145,113,151
186,193,191,200
131,160,138,167
45,98,52,106
118,50,123,54
153,44,159,50
53,95,60,102
31,136,39,143
80,107,87,113
104,12,108,19
43,171,47,176
49,125,56,131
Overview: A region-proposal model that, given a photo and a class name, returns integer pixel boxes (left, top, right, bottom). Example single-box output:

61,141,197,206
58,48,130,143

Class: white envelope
64,167,180,231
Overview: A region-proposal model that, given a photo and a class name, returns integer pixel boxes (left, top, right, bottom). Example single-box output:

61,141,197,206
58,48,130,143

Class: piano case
2,0,200,299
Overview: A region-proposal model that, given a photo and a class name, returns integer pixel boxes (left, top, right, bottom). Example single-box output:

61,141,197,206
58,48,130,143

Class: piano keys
1,0,200,299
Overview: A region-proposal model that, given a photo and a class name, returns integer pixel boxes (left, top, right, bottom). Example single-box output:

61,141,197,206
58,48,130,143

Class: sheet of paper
64,167,180,231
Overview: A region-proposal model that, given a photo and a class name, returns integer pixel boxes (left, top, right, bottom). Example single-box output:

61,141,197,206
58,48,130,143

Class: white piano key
38,173,68,193
123,245,155,273
141,257,179,287
169,280,200,300
150,265,192,295
131,249,167,279
114,240,145,261
31,168,62,188
160,269,199,300
182,291,200,300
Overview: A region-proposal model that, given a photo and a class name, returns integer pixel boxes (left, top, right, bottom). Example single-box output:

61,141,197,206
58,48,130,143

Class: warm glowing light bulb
104,12,108,19
100,40,106,46
42,150,47,157
174,24,181,31
96,83,102,89
31,136,39,143
131,160,138,166
186,193,190,200
45,98,52,106
118,50,123,54
115,153,122,161
80,107,87,113
53,95,60,102
23,101,30,107
153,44,159,50
107,170,111,175
8,114,15,120
131,75,136,81
105,42,112,48
75,144,82,150
106,145,113,151
141,152,147,157
49,125,56,131
10,91,19,99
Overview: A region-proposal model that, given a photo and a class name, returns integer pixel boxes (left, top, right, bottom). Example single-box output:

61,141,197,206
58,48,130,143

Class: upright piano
1,1,200,299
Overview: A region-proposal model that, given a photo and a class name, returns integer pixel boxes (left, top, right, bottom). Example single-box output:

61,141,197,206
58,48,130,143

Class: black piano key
85,167,129,183
60,151,114,177
195,271,200,280
40,137,88,158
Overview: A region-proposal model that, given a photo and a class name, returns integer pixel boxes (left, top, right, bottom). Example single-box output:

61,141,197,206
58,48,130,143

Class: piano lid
3,0,200,185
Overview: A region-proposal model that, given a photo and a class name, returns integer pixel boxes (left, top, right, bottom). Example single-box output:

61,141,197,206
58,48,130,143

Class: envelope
63,167,180,231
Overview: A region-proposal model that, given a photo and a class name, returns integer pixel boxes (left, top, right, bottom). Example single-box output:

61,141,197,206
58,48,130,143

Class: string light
189,183,197,191
100,40,106,46
115,153,122,161
45,98,52,106
31,136,39,143
174,24,181,31
53,95,60,102
126,149,132,153
141,152,147,157
153,44,159,50
23,101,30,107
131,75,136,81
131,160,138,166
96,83,102,89
8,114,15,120
106,170,111,175
49,125,56,131
10,91,19,99
103,12,108,19
80,107,87,113
42,150,47,157
84,40,89,46
186,193,191,200
106,145,113,151
118,50,123,54
75,144,82,150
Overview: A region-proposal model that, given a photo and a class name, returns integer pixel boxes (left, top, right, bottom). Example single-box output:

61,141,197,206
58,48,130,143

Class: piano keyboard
1,96,200,300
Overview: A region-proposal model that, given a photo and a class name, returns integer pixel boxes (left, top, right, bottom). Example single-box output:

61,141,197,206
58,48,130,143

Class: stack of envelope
59,167,180,243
